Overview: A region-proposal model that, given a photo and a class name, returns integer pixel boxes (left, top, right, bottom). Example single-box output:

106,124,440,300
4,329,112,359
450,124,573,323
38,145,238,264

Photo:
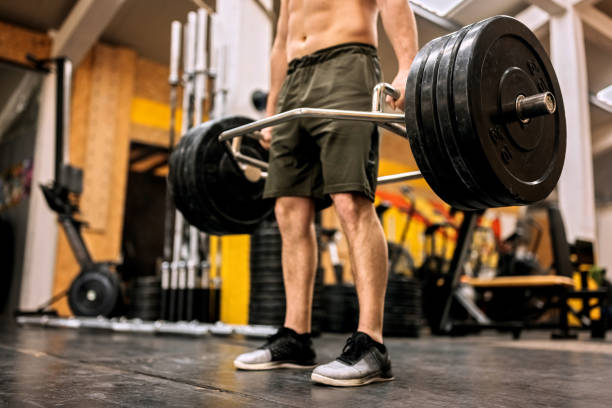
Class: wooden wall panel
80,44,121,231
134,57,171,103
0,21,50,64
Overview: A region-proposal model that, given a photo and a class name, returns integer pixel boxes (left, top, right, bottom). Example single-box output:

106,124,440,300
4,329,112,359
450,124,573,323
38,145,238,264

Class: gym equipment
251,90,268,112
129,276,162,321
497,216,543,277
160,19,182,321
248,219,324,333
388,187,417,276
170,16,565,235
31,56,123,318
384,273,422,337
68,264,122,317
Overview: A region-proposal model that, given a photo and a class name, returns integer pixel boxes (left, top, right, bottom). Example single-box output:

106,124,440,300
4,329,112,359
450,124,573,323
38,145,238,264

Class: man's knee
274,197,315,236
331,192,374,227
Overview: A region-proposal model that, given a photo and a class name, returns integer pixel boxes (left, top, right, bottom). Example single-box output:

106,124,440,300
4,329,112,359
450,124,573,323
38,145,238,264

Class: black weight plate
419,29,489,210
405,37,451,205
250,235,282,245
250,246,283,256
250,281,285,290
195,117,274,234
168,130,196,228
250,253,282,262
249,292,286,301
249,278,285,286
172,126,228,235
433,25,505,209
68,267,121,317
453,16,565,207
182,125,230,235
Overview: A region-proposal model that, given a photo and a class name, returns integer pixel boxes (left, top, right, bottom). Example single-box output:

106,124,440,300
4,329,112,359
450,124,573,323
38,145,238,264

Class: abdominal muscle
286,0,379,60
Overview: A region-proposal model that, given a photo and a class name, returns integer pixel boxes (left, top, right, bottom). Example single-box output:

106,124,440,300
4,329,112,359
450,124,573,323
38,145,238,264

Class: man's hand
259,127,272,150
386,68,411,111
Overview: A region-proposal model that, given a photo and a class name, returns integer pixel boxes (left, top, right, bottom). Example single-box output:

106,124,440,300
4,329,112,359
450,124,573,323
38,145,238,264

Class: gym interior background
1,0,612,406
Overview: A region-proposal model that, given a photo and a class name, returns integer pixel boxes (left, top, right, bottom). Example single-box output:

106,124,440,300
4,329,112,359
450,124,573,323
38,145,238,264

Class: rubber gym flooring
1,326,611,407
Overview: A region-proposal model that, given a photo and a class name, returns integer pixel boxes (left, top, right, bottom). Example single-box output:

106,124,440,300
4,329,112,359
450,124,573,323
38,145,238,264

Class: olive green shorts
263,42,383,210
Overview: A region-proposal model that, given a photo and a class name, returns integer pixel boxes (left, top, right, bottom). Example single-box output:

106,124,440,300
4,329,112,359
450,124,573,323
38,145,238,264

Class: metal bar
234,152,269,170
378,122,408,139
219,108,405,142
372,82,401,112
54,58,65,182
377,171,423,185
438,211,481,333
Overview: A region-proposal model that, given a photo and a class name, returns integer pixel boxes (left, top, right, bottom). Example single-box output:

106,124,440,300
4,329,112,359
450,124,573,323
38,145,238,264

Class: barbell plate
405,37,449,204
194,117,274,234
419,28,493,210
183,125,230,234
169,116,275,235
434,24,507,209
453,16,566,206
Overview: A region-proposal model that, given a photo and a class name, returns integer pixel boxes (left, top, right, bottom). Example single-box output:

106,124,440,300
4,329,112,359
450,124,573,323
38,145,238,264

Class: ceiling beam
576,3,612,43
567,0,602,7
524,0,567,15
51,0,126,65
515,5,550,35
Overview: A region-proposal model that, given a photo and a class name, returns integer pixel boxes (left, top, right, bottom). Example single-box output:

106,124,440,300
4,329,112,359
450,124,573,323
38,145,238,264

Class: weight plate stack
129,275,161,321
322,284,359,333
168,116,275,235
405,16,565,210
383,274,422,337
248,220,324,334
249,219,286,326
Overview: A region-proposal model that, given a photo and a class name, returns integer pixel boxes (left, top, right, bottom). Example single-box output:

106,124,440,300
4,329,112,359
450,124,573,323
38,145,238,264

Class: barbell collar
515,91,556,123
218,108,405,142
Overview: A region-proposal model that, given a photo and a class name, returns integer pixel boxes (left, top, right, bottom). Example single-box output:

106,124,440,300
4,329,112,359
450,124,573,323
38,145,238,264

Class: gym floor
1,327,611,407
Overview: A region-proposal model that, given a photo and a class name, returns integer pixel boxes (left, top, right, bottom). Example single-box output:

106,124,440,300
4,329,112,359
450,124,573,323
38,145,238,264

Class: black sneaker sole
311,371,394,387
234,360,316,371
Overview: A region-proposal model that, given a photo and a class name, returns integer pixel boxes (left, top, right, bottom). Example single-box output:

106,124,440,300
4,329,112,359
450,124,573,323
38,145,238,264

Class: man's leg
233,196,317,370
275,196,317,334
311,192,392,386
331,192,388,343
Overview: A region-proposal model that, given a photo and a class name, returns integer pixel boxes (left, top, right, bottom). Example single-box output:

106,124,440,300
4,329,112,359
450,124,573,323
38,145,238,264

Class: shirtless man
234,0,418,387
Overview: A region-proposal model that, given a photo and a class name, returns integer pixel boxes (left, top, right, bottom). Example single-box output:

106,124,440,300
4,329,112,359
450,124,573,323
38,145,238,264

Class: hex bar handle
218,108,405,142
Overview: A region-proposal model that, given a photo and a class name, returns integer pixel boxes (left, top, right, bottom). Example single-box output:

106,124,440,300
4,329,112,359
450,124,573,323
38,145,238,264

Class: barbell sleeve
218,108,405,142
515,92,556,123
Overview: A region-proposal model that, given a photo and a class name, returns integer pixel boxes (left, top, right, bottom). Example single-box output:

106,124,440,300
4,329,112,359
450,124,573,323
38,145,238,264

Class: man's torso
285,0,379,61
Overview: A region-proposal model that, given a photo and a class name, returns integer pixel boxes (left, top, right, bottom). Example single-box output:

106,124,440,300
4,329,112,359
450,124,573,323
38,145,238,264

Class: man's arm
377,0,418,111
261,0,289,148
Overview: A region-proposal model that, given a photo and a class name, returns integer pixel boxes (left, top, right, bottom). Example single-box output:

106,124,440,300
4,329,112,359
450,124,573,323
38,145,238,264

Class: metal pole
162,20,182,321
178,11,197,321
186,8,208,321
